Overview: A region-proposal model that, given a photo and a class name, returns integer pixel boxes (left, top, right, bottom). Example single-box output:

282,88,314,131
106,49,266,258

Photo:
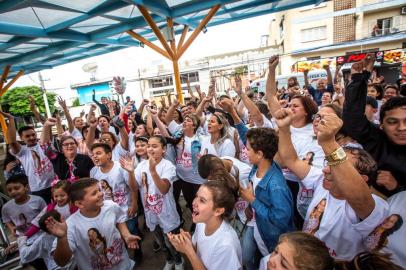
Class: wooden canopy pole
0,67,24,143
127,4,221,103
126,30,171,60
177,5,221,59
137,5,175,59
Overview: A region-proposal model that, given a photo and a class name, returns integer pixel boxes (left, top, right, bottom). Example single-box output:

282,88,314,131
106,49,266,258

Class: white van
250,69,334,92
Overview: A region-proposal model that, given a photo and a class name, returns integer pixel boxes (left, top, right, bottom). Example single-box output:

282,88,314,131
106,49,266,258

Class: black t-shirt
51,152,94,181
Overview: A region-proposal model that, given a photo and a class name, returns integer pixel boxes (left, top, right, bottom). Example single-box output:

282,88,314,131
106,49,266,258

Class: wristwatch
325,147,347,166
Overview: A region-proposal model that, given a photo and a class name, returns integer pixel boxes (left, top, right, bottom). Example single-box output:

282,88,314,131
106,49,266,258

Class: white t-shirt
301,166,388,260
201,136,236,158
257,114,276,129
54,200,134,270
71,128,82,140
135,158,180,233
193,221,242,270
112,143,129,162
221,156,252,224
31,203,72,228
252,174,269,256
259,254,270,270
1,195,46,236
365,191,406,267
175,135,209,185
128,132,136,157
12,144,55,191
90,162,132,219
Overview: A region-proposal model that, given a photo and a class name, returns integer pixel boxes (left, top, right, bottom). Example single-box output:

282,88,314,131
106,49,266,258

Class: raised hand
57,96,67,109
363,53,375,73
303,69,309,76
90,104,97,111
268,55,279,70
45,117,58,126
45,216,67,238
148,156,157,172
219,98,234,113
274,108,293,130
89,115,98,128
316,113,343,144
80,110,85,118
0,109,13,119
28,95,36,108
120,156,135,172
234,75,243,96
322,64,330,71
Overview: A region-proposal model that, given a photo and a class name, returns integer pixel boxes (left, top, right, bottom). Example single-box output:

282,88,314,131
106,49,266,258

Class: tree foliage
72,97,81,107
0,86,57,116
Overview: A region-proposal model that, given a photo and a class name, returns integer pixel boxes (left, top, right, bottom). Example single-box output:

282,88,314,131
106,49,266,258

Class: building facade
268,0,406,79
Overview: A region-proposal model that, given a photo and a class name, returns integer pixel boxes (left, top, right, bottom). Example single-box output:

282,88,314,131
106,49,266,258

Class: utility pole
38,72,51,118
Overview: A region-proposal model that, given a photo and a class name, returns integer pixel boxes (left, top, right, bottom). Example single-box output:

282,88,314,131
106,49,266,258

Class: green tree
0,86,57,116
72,97,81,107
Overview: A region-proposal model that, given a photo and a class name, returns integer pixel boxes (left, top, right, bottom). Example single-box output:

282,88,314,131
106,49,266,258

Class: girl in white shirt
205,114,236,158
134,135,184,270
168,180,242,270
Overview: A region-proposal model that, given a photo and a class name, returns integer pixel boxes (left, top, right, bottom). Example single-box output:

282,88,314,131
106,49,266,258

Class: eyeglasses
62,142,76,147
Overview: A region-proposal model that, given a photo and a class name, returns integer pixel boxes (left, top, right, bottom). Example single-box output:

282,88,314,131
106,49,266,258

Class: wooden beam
0,113,8,143
0,70,24,96
177,25,189,52
0,65,11,90
172,59,183,104
167,17,177,59
177,5,221,59
137,5,174,60
126,30,171,60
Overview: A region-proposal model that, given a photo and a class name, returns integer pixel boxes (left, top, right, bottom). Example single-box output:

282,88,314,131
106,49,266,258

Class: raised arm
57,97,74,133
164,99,179,125
219,98,248,145
235,75,264,127
317,113,375,220
40,118,57,145
28,96,45,124
274,109,311,179
342,54,379,142
150,108,171,137
0,111,20,154
323,64,333,86
266,56,282,117
137,99,149,115
303,69,310,89
85,115,98,150
45,217,72,267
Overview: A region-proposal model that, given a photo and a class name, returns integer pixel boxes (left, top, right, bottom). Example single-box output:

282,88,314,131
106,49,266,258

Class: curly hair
343,146,378,185
246,128,278,160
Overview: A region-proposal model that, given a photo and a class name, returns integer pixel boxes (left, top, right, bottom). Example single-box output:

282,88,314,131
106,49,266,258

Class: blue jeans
126,216,140,236
241,226,260,270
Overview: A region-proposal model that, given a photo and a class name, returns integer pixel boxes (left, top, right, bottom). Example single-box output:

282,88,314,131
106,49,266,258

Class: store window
377,17,392,35
149,75,173,88
301,26,327,42
180,72,199,83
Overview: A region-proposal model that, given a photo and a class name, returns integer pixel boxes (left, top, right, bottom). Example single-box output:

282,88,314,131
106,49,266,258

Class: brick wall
333,0,356,43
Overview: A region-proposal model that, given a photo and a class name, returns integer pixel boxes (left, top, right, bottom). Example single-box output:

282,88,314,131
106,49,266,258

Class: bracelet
327,156,347,166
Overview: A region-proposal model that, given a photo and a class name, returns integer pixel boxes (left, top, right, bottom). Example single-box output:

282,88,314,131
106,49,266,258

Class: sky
13,14,273,99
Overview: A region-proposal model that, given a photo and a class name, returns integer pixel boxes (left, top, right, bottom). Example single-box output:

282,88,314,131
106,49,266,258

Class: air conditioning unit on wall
401,6,406,15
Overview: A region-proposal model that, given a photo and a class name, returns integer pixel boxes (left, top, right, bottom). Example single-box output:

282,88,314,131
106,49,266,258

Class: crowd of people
0,52,405,270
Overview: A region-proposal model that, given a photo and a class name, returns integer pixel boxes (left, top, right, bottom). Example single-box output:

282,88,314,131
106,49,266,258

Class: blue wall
76,83,112,104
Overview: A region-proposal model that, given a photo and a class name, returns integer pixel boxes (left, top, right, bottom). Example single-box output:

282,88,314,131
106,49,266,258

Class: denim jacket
249,162,296,252
235,122,296,252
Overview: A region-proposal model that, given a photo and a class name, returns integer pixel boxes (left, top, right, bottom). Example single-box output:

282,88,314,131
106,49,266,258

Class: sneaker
174,258,185,270
163,260,175,270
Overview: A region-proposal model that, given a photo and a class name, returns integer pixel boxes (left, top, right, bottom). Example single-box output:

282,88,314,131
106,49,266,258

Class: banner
383,49,406,65
294,58,336,73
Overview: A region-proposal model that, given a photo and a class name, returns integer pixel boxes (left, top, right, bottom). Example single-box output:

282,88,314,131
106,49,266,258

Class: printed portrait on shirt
302,151,315,165
99,180,114,202
365,214,403,251
303,198,327,235
88,228,124,270
16,213,29,234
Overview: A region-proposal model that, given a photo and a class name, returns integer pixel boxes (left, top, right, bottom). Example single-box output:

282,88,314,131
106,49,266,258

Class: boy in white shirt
1,175,46,237
1,110,55,203
46,178,140,269
275,108,388,260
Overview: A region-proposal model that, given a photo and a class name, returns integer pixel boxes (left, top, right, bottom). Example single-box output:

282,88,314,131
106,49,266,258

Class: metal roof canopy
0,0,328,77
